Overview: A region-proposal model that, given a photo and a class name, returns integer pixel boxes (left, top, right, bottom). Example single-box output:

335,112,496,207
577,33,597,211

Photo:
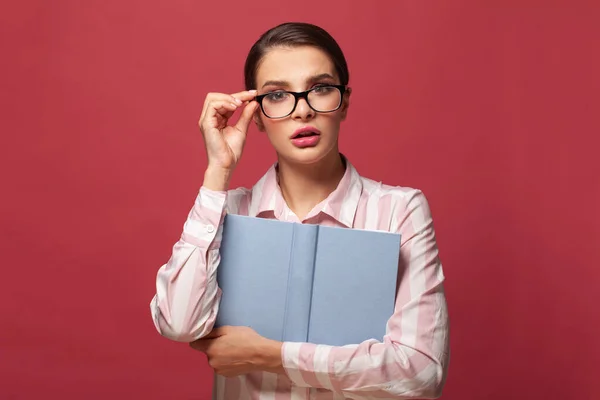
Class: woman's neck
276,150,346,221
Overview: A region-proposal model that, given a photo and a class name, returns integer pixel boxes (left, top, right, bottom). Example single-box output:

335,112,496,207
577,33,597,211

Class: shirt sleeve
149,186,229,343
281,190,450,399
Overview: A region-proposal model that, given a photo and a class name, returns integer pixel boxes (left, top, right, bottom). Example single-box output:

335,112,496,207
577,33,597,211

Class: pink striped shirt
150,158,449,399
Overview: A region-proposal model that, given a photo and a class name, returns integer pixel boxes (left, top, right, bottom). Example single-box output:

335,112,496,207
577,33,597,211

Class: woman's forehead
255,46,338,87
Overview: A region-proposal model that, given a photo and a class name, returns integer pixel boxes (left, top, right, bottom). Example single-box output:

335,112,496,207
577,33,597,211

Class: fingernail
249,90,257,94
234,98,242,105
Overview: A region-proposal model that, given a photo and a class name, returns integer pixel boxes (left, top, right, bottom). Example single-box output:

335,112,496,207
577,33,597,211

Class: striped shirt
150,157,449,399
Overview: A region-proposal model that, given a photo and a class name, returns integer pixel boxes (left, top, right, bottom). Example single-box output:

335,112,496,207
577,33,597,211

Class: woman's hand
190,326,285,377
199,90,259,172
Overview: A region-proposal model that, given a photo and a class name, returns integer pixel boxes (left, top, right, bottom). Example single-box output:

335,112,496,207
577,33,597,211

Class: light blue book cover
214,214,401,346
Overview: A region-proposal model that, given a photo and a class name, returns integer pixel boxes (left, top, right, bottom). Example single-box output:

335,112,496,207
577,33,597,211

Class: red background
1,1,599,399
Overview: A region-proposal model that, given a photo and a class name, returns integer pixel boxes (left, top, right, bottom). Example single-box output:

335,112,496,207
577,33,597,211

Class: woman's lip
291,126,321,138
291,135,321,148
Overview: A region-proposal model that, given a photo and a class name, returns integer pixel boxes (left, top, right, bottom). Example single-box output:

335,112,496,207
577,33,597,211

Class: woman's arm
149,185,228,343
280,190,450,399
150,165,249,342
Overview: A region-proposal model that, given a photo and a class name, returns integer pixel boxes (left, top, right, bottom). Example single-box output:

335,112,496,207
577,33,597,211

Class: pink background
1,1,598,399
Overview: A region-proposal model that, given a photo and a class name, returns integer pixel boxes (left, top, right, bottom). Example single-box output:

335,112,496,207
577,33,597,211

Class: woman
150,22,449,399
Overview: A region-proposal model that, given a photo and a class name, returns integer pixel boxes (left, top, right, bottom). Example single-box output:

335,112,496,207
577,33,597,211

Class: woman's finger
202,100,239,126
230,90,257,103
235,101,260,133
201,91,257,119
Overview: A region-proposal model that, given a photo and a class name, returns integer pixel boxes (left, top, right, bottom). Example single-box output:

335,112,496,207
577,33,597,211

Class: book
214,214,401,347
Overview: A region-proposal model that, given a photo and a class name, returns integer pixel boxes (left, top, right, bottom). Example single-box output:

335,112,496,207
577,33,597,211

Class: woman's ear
253,109,265,132
340,87,352,121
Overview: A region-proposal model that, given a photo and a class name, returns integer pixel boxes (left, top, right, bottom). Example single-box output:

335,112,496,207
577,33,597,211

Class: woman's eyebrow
261,79,288,89
307,73,336,84
261,73,337,89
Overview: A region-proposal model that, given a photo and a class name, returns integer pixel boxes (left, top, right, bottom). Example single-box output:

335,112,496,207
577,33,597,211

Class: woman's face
253,45,350,165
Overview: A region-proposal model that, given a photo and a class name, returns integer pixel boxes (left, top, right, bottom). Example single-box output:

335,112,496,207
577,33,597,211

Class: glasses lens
260,87,343,118
262,92,295,118
307,86,342,112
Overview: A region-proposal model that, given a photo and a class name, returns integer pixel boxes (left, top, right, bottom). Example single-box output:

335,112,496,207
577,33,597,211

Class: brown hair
244,22,350,90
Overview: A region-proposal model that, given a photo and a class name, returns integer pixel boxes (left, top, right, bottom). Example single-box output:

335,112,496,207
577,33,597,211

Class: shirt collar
248,155,363,227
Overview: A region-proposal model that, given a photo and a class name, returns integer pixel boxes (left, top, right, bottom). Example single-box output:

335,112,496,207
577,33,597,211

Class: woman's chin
278,145,338,166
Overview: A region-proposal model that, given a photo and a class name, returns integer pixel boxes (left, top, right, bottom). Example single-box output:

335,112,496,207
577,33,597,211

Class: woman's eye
265,91,288,102
313,85,334,94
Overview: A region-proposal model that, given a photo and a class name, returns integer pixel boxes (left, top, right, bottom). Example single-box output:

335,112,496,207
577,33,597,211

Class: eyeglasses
254,85,347,119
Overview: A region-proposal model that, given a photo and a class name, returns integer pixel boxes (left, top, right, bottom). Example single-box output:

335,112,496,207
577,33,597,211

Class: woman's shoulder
223,186,253,216
357,175,435,229
345,158,429,208
222,164,279,216
359,175,428,204
226,186,253,198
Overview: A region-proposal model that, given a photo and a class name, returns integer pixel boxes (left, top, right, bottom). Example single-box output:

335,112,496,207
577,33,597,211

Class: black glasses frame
254,84,347,119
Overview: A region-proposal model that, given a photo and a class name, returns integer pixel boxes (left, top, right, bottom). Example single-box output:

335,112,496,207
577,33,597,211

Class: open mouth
292,128,321,139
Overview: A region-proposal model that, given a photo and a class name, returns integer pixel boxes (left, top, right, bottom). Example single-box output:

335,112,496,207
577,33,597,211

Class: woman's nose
291,97,315,121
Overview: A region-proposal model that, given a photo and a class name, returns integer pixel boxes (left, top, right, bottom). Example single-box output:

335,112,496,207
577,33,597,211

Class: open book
214,214,401,346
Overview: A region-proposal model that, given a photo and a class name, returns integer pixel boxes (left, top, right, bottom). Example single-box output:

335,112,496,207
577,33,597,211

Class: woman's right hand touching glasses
198,90,259,191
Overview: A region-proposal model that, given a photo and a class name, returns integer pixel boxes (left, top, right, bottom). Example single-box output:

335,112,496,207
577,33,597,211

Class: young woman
150,22,449,399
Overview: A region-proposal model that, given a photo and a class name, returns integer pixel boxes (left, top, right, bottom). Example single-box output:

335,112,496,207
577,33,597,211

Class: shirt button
206,224,215,233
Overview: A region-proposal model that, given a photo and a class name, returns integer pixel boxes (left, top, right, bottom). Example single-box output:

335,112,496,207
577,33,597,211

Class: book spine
281,223,318,343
